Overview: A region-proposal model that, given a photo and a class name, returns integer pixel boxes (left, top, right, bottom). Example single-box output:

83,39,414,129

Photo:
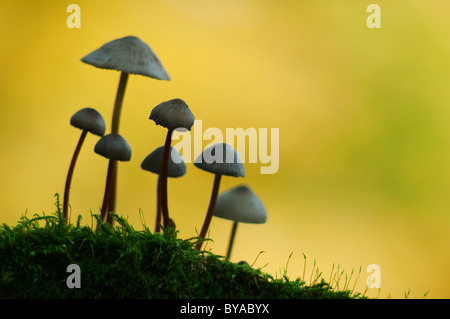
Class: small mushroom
149,98,195,229
213,185,267,259
94,133,132,223
141,146,186,232
194,143,245,250
63,108,106,222
81,35,170,217
237,261,249,267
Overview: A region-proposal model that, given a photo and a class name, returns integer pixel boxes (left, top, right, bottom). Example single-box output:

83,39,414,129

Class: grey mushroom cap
213,185,267,224
194,143,245,177
141,146,186,178
81,35,170,80
150,98,195,131
70,108,106,136
94,133,132,161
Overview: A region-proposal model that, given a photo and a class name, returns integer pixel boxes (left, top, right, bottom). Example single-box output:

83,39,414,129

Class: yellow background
1,0,450,298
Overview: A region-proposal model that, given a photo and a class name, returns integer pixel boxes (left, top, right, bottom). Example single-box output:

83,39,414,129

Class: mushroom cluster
81,35,170,222
62,35,268,261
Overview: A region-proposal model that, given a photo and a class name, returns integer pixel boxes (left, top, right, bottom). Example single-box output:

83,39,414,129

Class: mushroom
94,133,132,223
141,146,186,232
81,35,170,217
213,185,267,259
237,261,249,266
149,98,195,229
63,108,106,222
194,143,245,250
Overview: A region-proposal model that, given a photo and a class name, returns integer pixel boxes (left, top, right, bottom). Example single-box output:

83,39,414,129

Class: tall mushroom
213,185,267,259
149,98,195,229
141,146,186,232
63,108,106,222
81,35,170,217
194,143,245,250
94,133,132,223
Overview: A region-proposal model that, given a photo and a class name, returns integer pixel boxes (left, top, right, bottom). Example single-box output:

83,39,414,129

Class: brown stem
155,175,162,233
107,71,129,225
63,130,88,223
160,129,173,229
196,174,222,250
226,221,238,259
111,72,129,134
100,159,116,222
106,182,115,225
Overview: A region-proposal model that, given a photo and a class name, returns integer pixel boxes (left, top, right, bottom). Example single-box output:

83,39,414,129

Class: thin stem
63,130,88,223
226,221,238,259
106,181,115,225
100,159,116,222
155,175,162,233
160,129,173,229
111,72,129,133
196,174,222,250
107,71,129,224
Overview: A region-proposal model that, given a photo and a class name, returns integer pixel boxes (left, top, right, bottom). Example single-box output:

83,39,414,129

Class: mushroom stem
226,221,239,259
111,71,129,133
106,189,115,225
107,71,129,224
63,129,88,223
196,174,222,250
100,159,117,223
155,175,162,233
160,129,173,229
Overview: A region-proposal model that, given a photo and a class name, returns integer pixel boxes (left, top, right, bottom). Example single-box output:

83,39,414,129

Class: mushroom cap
70,108,106,136
141,146,186,178
81,35,170,80
150,98,195,131
194,143,245,177
94,133,132,161
213,185,267,224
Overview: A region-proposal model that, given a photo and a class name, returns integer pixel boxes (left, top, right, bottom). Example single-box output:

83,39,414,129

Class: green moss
0,196,364,299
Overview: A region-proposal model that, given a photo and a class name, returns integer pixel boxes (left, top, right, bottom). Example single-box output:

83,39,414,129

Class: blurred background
1,0,450,298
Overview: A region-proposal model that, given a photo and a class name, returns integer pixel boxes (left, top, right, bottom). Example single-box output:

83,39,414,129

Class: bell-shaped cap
150,98,195,131
70,108,106,136
94,133,132,161
81,35,170,80
141,146,186,178
194,143,245,177
213,185,267,224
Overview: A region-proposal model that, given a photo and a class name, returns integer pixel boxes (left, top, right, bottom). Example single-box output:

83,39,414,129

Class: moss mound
0,198,362,299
